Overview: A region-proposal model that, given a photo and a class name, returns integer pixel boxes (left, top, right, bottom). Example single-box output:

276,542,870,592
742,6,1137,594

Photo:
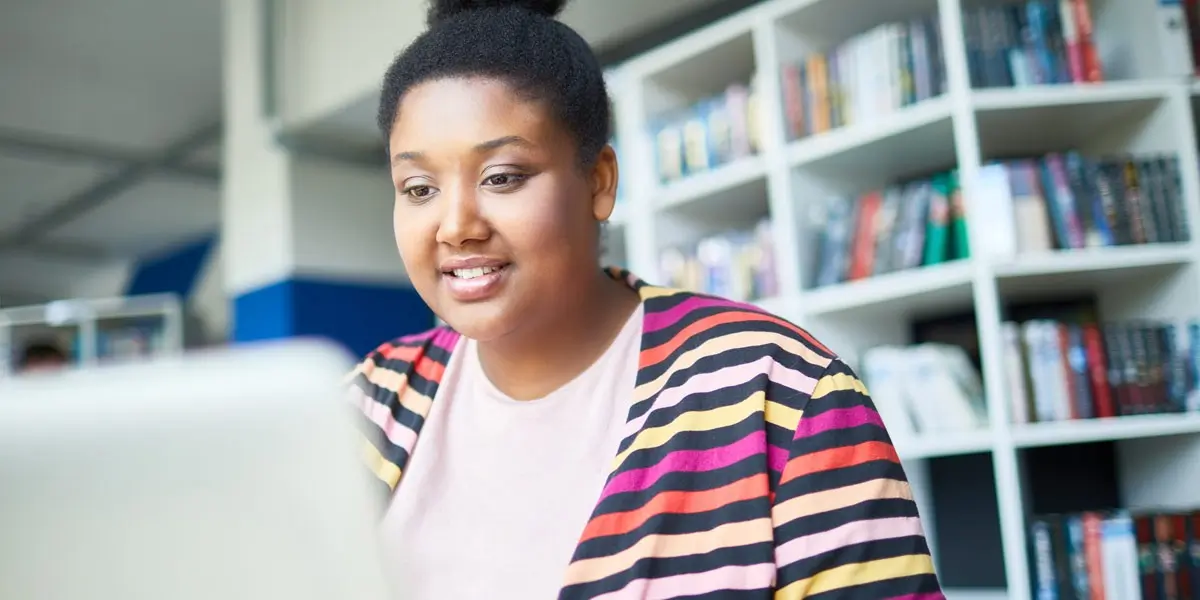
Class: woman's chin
435,305,517,343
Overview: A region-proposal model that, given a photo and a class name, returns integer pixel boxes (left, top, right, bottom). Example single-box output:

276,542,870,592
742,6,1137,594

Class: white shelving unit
0,294,184,376
604,0,1200,597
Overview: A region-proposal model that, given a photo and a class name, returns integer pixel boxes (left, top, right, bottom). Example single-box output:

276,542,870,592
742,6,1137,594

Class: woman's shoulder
347,325,461,389
641,287,840,372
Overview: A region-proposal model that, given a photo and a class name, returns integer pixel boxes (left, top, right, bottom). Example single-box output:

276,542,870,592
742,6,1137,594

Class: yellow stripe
812,372,869,400
638,286,689,300
566,517,774,585
774,554,936,599
771,478,912,527
636,332,831,402
364,366,434,419
765,400,802,432
610,391,764,472
360,436,402,490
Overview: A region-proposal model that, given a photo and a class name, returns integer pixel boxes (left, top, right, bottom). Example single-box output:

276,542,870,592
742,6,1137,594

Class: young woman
348,0,946,598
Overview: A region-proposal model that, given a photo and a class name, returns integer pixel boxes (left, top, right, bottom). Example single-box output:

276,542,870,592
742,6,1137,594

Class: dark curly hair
376,0,612,166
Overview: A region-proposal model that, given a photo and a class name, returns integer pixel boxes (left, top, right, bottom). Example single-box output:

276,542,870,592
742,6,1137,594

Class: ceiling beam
0,126,220,181
0,121,222,251
18,240,121,263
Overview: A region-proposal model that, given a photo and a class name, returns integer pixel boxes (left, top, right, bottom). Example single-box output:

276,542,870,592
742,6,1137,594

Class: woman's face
388,77,617,341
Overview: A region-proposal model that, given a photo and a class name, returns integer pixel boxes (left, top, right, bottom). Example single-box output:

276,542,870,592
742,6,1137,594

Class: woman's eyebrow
391,136,533,166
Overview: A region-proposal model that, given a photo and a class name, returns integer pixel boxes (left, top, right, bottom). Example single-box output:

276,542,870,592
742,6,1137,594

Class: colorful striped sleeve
772,358,944,599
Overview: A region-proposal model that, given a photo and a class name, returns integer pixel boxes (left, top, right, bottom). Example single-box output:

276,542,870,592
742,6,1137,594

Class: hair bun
428,0,568,24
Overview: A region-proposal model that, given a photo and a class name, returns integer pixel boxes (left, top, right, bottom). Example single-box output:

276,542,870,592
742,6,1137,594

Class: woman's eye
484,173,525,187
404,185,433,199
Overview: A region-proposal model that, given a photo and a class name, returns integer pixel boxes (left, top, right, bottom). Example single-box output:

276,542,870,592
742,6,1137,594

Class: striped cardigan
349,269,945,599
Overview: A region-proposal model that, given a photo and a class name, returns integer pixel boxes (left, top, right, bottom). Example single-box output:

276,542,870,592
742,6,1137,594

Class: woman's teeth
452,266,499,279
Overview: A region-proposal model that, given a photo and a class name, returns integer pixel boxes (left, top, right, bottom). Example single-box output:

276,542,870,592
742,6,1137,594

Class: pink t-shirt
379,305,643,599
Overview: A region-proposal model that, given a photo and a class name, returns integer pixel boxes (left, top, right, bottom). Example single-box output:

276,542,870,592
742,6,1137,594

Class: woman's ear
590,145,619,222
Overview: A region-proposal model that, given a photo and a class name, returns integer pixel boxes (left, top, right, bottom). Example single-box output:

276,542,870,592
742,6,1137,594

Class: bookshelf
604,0,1200,597
0,294,185,376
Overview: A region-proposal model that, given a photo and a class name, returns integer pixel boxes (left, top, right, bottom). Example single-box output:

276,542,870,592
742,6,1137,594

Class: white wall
278,0,425,128
222,0,296,297
271,0,731,134
0,253,131,307
290,156,406,283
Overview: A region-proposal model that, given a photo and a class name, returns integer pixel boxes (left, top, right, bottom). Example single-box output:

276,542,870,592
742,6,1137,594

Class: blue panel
230,277,434,357
230,280,295,343
125,234,216,298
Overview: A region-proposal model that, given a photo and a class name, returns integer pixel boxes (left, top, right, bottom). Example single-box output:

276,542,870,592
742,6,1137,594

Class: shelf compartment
787,96,955,182
973,81,1176,159
657,156,768,213
992,243,1195,300
803,259,974,320
770,0,939,51
1012,412,1200,448
638,26,757,120
894,429,994,460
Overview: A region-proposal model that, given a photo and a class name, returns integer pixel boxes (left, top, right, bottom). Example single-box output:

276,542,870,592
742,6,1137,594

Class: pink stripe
601,431,766,500
643,296,763,334
887,593,946,600
354,386,418,452
429,328,460,353
590,562,775,600
629,356,818,435
767,443,789,475
775,516,926,567
796,405,883,439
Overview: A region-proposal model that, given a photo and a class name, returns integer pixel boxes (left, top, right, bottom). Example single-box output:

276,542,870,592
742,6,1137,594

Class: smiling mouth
447,265,505,279
440,263,511,302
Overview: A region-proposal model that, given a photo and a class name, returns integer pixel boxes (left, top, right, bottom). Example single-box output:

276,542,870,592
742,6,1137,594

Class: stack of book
962,0,1103,88
808,170,968,289
973,152,1190,260
1002,316,1200,424
652,80,762,184
658,219,778,302
779,15,947,141
1028,509,1200,599
858,342,989,437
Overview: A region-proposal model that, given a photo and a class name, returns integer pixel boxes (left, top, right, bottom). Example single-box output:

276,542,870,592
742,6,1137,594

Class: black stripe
776,457,912,499
772,496,923,542
777,535,934,590
576,495,770,560
562,541,776,598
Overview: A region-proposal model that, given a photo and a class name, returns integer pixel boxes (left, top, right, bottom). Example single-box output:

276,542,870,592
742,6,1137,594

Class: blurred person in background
347,0,947,598
17,341,68,374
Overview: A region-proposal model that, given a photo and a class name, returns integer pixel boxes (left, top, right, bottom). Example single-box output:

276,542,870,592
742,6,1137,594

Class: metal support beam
18,241,119,263
0,127,220,182
0,121,222,251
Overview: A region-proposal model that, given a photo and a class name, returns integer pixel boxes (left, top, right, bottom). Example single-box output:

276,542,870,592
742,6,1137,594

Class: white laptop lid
0,340,394,600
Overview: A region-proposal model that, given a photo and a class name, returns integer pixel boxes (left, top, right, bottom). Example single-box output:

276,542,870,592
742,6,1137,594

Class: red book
848,192,881,280
1071,0,1104,82
1083,323,1115,418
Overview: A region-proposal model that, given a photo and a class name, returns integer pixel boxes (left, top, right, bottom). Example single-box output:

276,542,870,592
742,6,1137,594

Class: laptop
0,340,395,600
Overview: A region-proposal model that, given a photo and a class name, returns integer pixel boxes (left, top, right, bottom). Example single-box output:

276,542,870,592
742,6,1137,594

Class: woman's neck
475,271,640,401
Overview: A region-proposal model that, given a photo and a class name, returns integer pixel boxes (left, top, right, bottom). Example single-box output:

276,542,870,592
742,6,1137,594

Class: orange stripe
414,354,445,383
780,441,899,486
579,474,768,542
381,343,420,362
639,312,759,366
